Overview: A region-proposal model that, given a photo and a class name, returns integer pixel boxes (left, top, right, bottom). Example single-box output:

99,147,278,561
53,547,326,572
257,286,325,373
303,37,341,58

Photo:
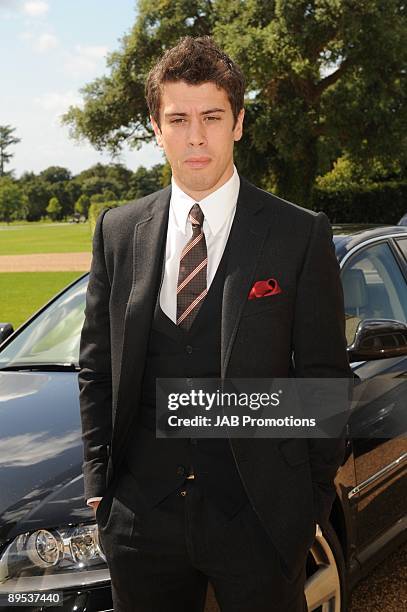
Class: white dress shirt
160,165,240,321
86,165,240,507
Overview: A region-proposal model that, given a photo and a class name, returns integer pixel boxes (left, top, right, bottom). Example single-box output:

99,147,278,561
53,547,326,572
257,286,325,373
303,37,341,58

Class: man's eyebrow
164,108,226,117
201,108,225,114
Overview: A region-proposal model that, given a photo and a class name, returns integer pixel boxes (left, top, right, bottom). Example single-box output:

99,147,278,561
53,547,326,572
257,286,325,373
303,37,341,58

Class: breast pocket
241,293,288,318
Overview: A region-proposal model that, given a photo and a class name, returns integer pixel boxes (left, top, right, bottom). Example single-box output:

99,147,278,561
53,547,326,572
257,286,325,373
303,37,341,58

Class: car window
341,242,407,345
395,237,407,262
0,277,87,367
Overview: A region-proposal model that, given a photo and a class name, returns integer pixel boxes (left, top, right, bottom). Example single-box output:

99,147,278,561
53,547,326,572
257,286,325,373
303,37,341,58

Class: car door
340,237,407,555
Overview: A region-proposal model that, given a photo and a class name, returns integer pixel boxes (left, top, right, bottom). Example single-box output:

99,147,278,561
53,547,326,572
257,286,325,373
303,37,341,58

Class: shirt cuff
87,496,103,507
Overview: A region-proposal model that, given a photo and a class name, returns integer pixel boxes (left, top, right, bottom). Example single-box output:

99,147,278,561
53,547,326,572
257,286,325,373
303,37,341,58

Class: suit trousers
97,474,308,612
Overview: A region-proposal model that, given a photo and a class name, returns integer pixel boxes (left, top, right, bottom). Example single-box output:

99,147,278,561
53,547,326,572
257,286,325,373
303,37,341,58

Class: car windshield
0,276,88,368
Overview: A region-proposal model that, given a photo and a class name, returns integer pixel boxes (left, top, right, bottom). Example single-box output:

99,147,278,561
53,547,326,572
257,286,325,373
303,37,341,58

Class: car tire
305,521,348,612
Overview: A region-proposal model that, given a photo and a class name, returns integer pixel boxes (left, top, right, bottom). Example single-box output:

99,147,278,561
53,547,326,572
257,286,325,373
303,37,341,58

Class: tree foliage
39,166,72,183
46,196,62,221
0,178,27,223
75,194,91,215
316,154,404,191
62,0,407,205
9,163,165,221
128,164,168,199
0,125,21,177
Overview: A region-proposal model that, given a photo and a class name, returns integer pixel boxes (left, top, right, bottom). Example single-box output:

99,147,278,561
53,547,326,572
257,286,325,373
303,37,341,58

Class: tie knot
189,203,204,229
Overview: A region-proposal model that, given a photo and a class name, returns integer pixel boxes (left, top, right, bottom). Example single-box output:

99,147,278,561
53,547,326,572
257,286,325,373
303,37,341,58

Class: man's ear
151,115,164,147
233,108,245,142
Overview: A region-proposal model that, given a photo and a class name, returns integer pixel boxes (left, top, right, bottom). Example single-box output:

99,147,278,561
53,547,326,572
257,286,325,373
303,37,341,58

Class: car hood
0,371,93,547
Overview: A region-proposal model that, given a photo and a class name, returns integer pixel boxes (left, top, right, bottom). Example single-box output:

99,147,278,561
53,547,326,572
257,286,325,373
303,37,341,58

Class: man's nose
187,120,206,147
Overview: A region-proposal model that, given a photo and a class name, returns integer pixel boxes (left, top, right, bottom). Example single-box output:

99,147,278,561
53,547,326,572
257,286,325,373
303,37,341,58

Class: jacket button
176,465,185,476
185,345,193,354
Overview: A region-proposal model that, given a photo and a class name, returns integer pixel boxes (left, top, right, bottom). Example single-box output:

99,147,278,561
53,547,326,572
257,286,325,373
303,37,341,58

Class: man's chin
177,170,223,199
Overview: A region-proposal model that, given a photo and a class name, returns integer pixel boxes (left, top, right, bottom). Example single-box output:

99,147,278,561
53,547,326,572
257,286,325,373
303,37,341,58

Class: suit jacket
78,175,353,577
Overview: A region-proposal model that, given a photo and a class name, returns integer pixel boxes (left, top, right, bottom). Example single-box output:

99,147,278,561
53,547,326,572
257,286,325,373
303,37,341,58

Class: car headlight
0,523,110,592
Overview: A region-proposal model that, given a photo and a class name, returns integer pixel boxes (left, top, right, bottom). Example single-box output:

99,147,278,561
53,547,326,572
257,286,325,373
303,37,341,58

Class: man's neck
172,165,235,201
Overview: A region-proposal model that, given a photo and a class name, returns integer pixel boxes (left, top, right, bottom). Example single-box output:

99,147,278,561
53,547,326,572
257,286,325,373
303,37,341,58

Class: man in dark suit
78,36,352,612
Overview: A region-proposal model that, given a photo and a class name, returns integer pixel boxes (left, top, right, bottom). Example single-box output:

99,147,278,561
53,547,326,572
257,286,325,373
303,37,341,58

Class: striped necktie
176,203,208,330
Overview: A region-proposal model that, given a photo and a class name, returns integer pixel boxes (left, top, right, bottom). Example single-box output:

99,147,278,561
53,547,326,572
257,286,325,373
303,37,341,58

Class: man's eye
204,116,220,121
171,118,186,124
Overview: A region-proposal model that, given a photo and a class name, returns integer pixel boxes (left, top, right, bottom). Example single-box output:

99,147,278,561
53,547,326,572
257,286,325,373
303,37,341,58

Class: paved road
203,541,407,611
349,540,406,611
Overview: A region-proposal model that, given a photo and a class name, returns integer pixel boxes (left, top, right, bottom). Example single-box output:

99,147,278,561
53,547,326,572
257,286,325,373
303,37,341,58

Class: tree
64,179,83,212
80,176,121,198
75,193,91,217
21,179,51,221
62,0,407,206
105,163,134,194
39,166,76,218
40,166,72,183
127,164,166,199
316,154,404,191
90,189,117,204
0,125,21,177
75,163,134,199
46,196,62,221
0,178,27,223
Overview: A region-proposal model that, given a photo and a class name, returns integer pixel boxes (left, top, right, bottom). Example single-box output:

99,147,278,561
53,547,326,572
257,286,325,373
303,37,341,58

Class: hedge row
311,181,407,224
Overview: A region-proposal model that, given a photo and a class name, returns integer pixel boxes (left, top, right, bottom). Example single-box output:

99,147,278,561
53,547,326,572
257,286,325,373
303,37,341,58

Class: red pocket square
248,278,282,300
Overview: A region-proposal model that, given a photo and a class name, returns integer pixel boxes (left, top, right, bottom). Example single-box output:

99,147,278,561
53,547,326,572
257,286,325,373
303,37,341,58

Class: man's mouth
184,157,211,169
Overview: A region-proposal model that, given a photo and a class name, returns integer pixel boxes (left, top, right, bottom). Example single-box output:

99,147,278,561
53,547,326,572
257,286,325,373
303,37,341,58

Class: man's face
151,80,244,200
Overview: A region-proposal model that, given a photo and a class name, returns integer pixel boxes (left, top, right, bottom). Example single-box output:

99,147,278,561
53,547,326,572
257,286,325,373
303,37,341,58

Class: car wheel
305,522,347,612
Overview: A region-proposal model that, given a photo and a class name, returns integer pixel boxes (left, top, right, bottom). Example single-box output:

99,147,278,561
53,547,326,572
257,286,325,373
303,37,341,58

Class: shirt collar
170,164,240,236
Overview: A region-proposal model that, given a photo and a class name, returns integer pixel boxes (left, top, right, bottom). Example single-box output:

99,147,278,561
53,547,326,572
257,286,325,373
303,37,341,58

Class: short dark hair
145,36,245,129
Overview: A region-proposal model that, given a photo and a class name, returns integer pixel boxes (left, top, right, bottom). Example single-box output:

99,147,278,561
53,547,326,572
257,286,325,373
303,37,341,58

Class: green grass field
0,272,84,330
0,222,92,255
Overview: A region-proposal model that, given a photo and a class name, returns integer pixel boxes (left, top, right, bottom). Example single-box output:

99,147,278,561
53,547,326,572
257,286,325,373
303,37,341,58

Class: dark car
398,213,407,226
0,224,406,612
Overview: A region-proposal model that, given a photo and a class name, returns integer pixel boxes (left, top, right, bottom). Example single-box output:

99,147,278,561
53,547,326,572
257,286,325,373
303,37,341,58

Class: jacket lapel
221,177,271,377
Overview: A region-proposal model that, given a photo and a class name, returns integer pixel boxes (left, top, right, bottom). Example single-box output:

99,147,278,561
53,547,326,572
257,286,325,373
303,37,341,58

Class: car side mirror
0,323,14,345
347,318,407,361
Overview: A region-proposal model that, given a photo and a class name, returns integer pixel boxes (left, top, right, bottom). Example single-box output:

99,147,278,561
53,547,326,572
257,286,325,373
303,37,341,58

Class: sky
0,0,163,178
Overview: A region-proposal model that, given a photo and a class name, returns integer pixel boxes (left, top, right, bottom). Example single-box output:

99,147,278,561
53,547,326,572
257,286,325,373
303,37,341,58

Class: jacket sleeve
78,207,112,503
292,211,353,529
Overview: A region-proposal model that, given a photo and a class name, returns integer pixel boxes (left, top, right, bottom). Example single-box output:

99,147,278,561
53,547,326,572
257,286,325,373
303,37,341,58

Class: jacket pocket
241,293,286,317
